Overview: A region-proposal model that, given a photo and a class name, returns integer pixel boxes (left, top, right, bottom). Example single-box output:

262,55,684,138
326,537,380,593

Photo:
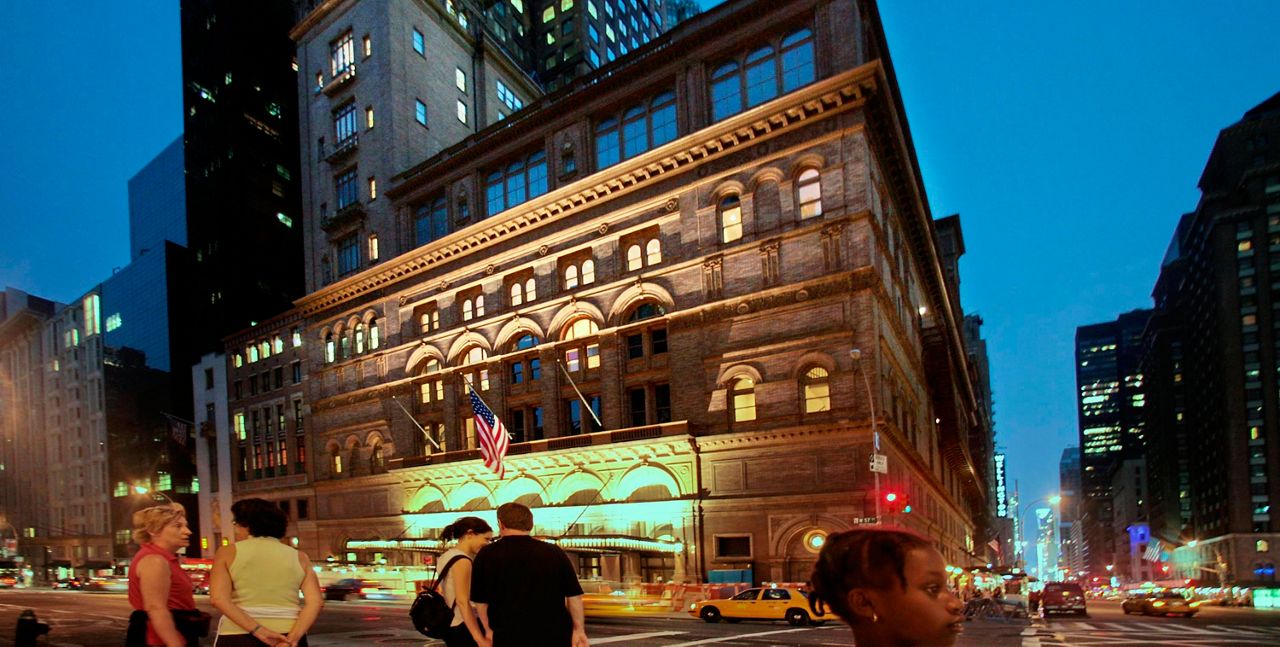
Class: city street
5,591,1280,646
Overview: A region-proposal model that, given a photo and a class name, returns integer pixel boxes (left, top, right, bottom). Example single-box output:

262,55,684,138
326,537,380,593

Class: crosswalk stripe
594,631,686,643
1067,621,1096,630
663,627,812,646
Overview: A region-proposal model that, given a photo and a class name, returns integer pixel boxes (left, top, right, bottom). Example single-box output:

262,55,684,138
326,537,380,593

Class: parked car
322,578,384,601
1039,582,1087,616
1122,590,1198,617
0,575,17,589
688,586,826,626
52,578,83,590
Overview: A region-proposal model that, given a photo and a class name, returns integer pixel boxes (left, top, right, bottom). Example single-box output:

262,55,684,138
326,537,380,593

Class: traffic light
885,492,898,504
883,492,911,514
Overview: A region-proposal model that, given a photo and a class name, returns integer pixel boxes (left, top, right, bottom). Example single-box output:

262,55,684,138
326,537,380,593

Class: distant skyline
2,1,1279,572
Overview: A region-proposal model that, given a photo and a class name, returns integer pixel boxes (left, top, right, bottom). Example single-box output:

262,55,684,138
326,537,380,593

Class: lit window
511,282,524,306
803,367,831,413
415,99,428,126
355,323,367,354
525,277,537,302
456,68,467,92
412,28,424,55
797,168,823,218
368,177,377,200
561,0,573,10
565,265,579,289
731,377,757,422
365,106,375,129
627,244,643,271
543,6,555,22
646,239,662,265
330,32,355,76
720,195,743,243
362,34,371,57
324,333,335,363
457,100,467,124
582,259,595,284
368,234,379,261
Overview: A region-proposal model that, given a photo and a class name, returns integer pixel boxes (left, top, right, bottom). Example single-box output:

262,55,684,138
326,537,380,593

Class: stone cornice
293,63,883,318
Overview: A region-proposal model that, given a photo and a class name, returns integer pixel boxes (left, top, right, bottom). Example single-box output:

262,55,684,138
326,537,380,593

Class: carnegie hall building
238,0,990,585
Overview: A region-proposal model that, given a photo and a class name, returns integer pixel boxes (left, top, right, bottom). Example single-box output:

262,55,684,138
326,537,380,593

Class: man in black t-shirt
470,502,588,647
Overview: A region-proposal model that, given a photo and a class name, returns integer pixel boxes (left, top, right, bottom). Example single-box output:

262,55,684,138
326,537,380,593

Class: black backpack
410,554,470,638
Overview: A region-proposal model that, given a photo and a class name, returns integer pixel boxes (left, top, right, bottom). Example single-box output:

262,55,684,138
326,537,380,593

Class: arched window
463,299,474,321
510,283,524,306
324,333,335,363
802,367,831,413
330,445,343,475
797,168,822,219
525,277,537,302
720,195,743,243
340,333,351,359
710,29,814,123
646,239,662,265
562,317,601,374
370,442,385,472
730,376,757,422
627,302,666,322
260,341,271,359
475,295,485,317
582,259,596,284
461,346,489,390
513,334,540,350
233,353,244,368
249,345,260,363
273,337,284,353
627,244,643,271
565,265,579,289
355,323,366,354
369,320,380,349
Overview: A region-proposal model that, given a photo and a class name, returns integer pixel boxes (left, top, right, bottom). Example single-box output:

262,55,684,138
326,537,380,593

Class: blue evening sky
2,1,1278,559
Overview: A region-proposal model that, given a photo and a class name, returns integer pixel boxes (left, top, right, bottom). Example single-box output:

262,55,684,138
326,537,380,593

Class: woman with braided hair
808,528,965,646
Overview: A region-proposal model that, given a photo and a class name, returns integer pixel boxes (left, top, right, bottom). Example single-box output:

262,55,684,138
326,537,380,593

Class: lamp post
849,349,880,524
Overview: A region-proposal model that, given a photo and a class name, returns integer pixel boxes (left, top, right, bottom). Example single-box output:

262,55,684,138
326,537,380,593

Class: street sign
869,453,888,474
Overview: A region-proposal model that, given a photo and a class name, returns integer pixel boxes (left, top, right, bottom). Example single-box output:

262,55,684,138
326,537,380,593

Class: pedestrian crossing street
1022,620,1280,645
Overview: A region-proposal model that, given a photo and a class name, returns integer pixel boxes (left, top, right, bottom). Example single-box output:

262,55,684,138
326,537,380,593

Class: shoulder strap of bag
429,554,471,593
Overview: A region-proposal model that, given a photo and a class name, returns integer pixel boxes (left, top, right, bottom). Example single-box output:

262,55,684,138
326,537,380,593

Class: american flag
1143,539,1164,563
469,389,509,479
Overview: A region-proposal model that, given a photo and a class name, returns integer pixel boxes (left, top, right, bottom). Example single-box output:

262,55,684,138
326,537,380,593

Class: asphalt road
2,591,1278,646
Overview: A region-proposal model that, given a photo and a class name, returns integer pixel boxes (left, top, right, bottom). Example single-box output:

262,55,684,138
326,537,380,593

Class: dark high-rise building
1139,92,1280,584
128,136,188,262
1058,446,1083,576
1075,308,1152,576
181,0,308,350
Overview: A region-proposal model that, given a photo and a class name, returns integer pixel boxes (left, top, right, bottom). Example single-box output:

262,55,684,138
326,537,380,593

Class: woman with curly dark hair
808,527,964,646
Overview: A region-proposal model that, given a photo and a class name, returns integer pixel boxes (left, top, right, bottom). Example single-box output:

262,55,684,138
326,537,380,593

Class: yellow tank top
218,537,305,636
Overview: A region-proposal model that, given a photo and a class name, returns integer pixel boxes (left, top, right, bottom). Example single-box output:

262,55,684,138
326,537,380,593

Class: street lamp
133,485,176,505
1017,494,1062,578
849,349,881,524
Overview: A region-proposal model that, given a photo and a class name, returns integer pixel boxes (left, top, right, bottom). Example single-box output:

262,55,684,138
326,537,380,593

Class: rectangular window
595,90,676,169
629,388,647,427
655,383,671,423
415,99,428,126
368,177,377,200
334,102,357,145
650,328,668,354
414,198,449,245
510,361,524,384
716,535,752,558
337,234,360,275
496,80,524,112
335,169,358,209
457,100,467,124
330,32,355,75
368,233,379,261
412,28,424,55
297,499,309,519
362,34,372,57
365,106,375,129
456,68,467,92
273,367,284,390
292,361,302,384
565,396,603,435
627,333,644,359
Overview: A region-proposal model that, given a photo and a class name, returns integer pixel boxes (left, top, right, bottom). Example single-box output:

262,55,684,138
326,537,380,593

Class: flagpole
460,373,512,440
390,395,441,451
556,359,604,430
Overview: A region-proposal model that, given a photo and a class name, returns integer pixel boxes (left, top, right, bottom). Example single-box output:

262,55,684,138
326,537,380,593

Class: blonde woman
126,503,203,647
210,498,323,646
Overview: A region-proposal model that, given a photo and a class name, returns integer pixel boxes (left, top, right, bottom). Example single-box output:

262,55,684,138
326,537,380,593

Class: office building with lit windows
1074,308,1151,577
1140,92,1280,586
279,0,991,583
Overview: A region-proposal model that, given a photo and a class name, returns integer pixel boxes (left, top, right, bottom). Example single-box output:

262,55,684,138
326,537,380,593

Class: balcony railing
321,64,357,96
320,202,366,232
325,135,359,164
389,421,688,471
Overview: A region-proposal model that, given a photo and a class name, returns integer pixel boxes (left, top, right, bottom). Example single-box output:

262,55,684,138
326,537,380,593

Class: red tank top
128,542,196,646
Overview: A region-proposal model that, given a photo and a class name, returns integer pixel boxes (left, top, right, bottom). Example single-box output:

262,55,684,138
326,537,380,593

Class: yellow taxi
688,586,826,626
